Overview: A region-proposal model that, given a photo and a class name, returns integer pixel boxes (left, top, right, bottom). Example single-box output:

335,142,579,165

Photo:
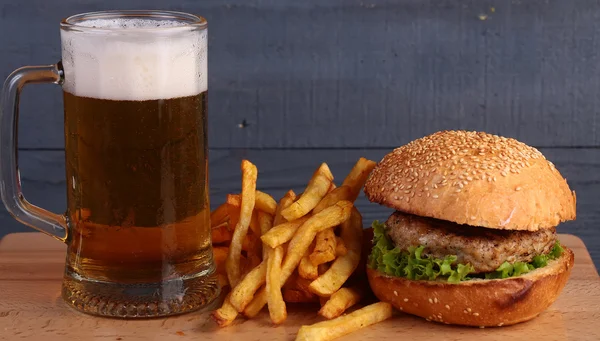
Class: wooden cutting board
0,233,598,341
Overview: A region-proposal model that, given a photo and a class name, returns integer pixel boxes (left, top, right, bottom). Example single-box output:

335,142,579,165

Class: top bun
364,131,576,231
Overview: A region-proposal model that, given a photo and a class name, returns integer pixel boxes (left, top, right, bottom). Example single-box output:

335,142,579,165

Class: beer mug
0,11,219,317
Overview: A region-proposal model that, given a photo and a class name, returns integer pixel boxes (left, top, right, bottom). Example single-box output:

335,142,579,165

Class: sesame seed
516,186,522,191
428,298,433,304
473,312,479,316
467,308,472,313
434,298,438,303
445,305,450,310
498,323,504,327
393,291,398,296
403,298,408,302
363,131,549,208
463,310,468,314
432,194,439,199
479,326,485,329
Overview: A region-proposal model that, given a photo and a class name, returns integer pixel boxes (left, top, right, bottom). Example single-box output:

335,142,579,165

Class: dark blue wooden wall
1,0,599,266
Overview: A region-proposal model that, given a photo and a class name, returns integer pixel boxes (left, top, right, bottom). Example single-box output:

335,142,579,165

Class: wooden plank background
0,0,598,267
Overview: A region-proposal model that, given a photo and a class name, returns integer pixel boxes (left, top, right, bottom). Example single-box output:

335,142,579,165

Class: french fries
341,157,377,202
274,190,296,225
318,287,362,319
295,302,393,341
266,245,286,324
309,227,337,266
229,261,267,312
283,289,319,303
211,294,239,327
210,203,230,227
309,208,363,296
260,216,310,248
211,223,233,244
299,251,318,280
211,158,383,341
258,211,273,260
281,163,334,221
255,190,277,215
242,289,267,318
226,160,258,287
212,246,229,276
281,201,352,281
313,186,352,213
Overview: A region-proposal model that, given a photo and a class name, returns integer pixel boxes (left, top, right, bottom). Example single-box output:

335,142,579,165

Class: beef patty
386,211,557,273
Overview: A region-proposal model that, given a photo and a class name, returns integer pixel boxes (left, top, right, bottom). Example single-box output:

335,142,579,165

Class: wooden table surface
0,232,598,341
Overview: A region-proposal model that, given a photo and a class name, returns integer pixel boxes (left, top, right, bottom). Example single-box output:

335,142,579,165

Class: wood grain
2,148,599,268
2,0,600,148
0,233,597,341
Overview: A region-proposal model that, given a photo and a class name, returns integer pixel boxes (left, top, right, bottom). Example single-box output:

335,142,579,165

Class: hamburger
363,130,576,327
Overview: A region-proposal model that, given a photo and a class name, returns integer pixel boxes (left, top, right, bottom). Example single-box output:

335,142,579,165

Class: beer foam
61,19,207,101
74,18,186,29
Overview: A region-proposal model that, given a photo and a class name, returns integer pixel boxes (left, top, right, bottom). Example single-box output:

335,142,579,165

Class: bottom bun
366,246,574,327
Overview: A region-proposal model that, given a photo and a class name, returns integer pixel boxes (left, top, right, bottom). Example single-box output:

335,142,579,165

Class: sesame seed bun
366,246,574,327
364,131,576,231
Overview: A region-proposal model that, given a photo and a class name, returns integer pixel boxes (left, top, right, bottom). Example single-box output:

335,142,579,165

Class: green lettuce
368,221,474,283
484,241,564,279
368,221,564,283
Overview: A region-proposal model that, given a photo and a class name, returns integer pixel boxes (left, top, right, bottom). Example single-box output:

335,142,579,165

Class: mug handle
0,63,68,242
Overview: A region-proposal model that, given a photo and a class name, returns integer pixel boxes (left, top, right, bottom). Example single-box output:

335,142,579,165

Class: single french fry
295,302,393,341
341,157,377,202
258,211,274,261
281,201,352,282
210,203,230,227
309,208,362,297
274,190,297,226
313,186,353,214
229,261,268,312
255,190,277,215
281,163,334,221
211,294,239,327
309,227,337,266
226,160,258,287
335,236,348,257
226,193,241,207
299,252,318,280
212,223,233,244
318,287,363,319
213,246,229,275
266,245,286,324
260,216,310,248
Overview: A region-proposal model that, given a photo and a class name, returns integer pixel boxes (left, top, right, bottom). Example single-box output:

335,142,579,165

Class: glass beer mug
0,11,219,317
